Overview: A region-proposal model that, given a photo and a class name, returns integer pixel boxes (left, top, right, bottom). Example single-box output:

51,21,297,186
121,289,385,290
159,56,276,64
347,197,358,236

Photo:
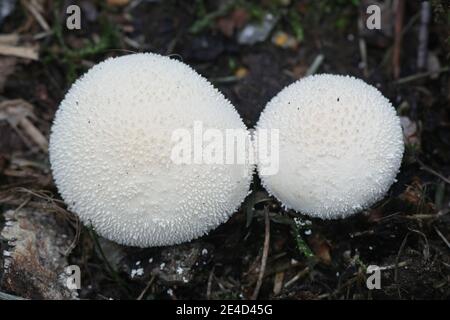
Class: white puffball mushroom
49,53,252,247
256,74,404,219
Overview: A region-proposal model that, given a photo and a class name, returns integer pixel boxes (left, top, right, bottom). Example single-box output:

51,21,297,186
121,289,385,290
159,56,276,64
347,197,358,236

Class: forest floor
0,0,449,300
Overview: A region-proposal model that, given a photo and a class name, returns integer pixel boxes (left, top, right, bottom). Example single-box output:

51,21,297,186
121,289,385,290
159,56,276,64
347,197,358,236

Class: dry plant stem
0,291,26,300
417,1,431,70
251,208,270,300
272,271,284,295
393,0,405,79
18,117,49,152
358,17,369,78
417,158,450,185
434,227,450,250
395,232,410,284
0,34,19,45
206,265,215,299
378,260,409,271
21,0,50,31
0,44,39,60
305,54,324,76
394,67,450,84
283,266,310,288
136,276,156,300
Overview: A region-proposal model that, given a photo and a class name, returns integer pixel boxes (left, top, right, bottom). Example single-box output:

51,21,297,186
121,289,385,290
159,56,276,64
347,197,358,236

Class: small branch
305,54,324,76
416,158,450,185
417,1,431,70
394,67,450,84
0,44,38,60
395,232,410,283
136,275,156,300
0,291,26,300
206,266,216,300
283,266,310,288
251,207,270,300
21,0,51,32
0,33,19,45
434,227,450,250
378,260,409,271
358,17,369,78
393,0,405,79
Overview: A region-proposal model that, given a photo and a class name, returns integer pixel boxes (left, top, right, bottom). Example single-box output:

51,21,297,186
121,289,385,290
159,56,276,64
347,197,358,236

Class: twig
394,67,450,85
136,275,156,300
247,259,304,286
0,33,19,45
65,215,81,256
378,260,409,271
402,214,435,220
0,44,38,60
434,226,450,250
417,1,431,70
358,17,369,78
89,229,131,297
251,207,270,300
409,228,430,261
21,0,51,32
272,271,285,295
206,265,216,299
18,117,48,153
210,75,240,84
283,266,310,288
305,54,324,76
416,158,450,185
395,232,410,283
392,0,405,79
0,291,26,300
1,99,47,152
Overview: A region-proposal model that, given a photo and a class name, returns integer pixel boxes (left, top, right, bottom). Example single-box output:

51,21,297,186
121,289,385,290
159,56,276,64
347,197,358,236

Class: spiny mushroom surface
256,74,404,219
49,53,253,247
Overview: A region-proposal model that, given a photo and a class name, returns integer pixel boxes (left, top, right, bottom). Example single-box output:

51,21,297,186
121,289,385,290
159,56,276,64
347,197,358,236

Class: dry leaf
308,234,332,265
216,8,249,37
107,0,131,7
234,66,248,79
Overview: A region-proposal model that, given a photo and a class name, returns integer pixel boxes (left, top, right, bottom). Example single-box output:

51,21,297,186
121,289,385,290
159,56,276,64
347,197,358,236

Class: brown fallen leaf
216,8,249,37
107,0,131,7
271,31,298,49
235,66,248,79
400,177,424,206
367,207,384,223
308,234,332,265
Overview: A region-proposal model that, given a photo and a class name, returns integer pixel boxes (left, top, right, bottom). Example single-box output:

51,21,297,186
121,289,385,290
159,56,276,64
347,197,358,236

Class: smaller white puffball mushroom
49,53,253,247
256,74,404,219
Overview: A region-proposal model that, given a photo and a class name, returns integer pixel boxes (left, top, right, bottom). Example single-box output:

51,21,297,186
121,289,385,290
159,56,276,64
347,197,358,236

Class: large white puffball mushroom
256,74,404,219
50,53,253,247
